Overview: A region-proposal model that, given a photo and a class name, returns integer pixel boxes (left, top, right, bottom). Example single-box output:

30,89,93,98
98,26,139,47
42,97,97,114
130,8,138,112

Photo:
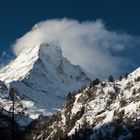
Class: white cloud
12,18,140,78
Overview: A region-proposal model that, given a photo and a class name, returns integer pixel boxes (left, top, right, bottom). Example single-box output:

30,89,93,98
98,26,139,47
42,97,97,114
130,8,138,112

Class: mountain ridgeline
25,68,140,140
0,43,140,140
0,43,92,126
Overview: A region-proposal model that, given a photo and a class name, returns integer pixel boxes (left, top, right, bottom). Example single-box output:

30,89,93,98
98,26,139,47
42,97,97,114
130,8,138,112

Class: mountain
25,68,140,140
0,43,91,125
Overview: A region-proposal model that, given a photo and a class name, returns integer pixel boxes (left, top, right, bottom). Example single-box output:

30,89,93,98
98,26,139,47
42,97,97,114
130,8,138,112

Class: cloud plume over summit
12,18,140,78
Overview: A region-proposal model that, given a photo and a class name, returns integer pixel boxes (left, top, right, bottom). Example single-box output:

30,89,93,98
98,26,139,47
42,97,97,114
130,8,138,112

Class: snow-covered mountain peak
39,43,64,68
0,43,92,121
0,45,40,83
0,43,66,83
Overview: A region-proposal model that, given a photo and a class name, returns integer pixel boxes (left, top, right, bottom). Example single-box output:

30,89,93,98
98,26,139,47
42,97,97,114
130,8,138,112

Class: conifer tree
108,75,114,82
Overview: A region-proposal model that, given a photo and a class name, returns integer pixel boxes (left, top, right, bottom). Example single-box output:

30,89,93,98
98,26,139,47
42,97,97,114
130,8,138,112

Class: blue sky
0,0,140,77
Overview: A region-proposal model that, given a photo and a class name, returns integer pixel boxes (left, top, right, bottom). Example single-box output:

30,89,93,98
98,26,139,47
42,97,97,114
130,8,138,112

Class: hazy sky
0,0,140,78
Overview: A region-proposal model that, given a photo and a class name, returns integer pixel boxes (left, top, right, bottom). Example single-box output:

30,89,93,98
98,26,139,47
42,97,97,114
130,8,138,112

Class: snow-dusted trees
90,78,100,88
108,75,114,82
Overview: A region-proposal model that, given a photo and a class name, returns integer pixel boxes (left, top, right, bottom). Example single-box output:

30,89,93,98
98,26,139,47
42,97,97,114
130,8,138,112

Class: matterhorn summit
0,42,91,118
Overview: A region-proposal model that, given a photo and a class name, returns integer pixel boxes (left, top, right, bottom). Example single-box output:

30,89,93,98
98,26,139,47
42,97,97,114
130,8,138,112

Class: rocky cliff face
25,68,140,140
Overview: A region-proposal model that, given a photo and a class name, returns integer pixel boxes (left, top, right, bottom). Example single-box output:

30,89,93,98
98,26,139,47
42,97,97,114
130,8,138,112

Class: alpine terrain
0,43,91,127
0,29,140,140
25,68,140,140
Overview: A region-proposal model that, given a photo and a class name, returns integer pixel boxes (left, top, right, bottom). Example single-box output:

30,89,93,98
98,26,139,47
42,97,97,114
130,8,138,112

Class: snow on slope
0,81,34,127
0,43,92,122
25,67,140,140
